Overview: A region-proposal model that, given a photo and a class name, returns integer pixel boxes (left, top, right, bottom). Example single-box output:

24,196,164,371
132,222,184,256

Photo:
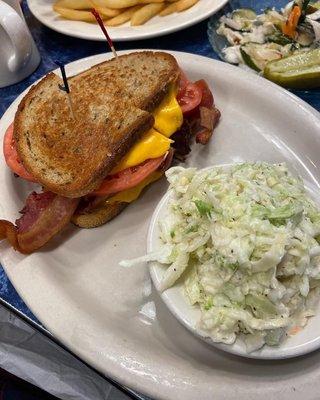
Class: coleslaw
122,162,320,351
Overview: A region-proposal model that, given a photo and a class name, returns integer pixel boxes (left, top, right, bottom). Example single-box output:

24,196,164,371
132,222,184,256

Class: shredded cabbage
149,163,320,351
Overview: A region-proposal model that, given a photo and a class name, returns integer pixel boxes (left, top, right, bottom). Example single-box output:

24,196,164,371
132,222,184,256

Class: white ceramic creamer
0,0,40,88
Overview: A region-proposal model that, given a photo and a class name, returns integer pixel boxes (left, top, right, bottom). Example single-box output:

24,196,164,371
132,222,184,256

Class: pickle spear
263,49,320,89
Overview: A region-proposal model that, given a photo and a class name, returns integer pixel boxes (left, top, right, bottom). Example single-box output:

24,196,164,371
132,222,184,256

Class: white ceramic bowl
148,168,320,360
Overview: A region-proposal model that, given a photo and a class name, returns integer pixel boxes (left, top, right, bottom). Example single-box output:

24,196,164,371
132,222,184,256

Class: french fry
175,0,199,12
90,0,123,14
105,5,141,26
140,0,165,3
131,3,164,25
99,0,140,9
159,2,177,16
53,0,91,9
96,6,121,17
53,6,100,21
53,0,198,26
85,0,121,16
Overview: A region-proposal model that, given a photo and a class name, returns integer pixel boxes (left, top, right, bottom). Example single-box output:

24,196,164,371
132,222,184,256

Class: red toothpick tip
91,8,118,59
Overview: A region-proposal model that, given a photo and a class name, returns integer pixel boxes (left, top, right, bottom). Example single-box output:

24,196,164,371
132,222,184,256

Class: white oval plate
148,170,320,360
27,0,228,41
1,50,320,400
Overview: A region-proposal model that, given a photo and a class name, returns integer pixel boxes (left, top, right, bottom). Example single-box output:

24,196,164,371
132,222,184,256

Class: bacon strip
0,220,20,251
171,120,193,160
159,148,174,172
0,191,79,254
196,106,221,145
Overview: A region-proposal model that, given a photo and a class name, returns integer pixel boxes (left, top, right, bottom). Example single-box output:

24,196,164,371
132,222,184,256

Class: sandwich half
0,51,220,253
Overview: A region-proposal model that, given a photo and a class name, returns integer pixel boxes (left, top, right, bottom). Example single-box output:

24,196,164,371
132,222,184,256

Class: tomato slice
195,79,214,108
177,82,202,115
3,123,37,182
91,154,167,197
178,69,189,94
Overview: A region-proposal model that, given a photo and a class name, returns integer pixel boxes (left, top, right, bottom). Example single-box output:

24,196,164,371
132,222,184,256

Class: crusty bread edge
13,73,58,178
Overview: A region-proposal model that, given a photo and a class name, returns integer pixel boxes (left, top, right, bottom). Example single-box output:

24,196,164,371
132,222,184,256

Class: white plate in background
27,0,228,41
1,50,320,399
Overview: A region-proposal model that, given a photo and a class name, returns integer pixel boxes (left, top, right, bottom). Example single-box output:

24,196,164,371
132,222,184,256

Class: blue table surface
0,0,319,382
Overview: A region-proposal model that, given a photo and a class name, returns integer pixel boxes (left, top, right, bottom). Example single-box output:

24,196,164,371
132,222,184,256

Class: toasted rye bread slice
14,73,153,198
14,51,180,198
71,51,180,112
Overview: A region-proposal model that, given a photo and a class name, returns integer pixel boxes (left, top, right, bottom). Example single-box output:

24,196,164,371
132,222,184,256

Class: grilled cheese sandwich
0,51,217,253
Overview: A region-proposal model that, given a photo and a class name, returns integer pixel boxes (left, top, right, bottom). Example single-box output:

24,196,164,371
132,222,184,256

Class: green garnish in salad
125,163,320,352
194,199,213,217
216,0,320,88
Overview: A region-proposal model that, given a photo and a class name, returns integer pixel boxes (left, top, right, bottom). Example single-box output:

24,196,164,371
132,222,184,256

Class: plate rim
147,167,320,360
1,49,320,399
27,0,229,41
1,48,319,122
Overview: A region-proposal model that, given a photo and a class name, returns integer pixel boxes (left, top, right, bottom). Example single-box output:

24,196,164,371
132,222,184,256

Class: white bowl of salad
208,0,320,89
142,163,320,359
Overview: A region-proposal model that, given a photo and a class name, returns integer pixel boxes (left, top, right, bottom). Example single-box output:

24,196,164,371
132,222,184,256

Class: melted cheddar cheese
153,85,183,138
112,85,182,174
111,129,171,174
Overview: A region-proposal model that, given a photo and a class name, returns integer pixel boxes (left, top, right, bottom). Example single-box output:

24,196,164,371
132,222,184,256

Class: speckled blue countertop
0,0,319,393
